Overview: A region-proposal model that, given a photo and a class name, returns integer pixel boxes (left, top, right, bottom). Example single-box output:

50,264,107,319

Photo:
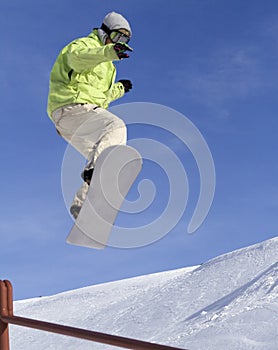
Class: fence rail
0,280,187,350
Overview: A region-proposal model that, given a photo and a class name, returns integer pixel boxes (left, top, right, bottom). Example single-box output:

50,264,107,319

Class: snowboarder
47,12,133,219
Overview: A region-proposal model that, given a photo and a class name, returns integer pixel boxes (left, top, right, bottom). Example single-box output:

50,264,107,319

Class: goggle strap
100,23,112,35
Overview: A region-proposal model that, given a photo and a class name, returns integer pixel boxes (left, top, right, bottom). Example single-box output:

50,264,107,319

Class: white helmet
101,12,132,36
98,12,132,44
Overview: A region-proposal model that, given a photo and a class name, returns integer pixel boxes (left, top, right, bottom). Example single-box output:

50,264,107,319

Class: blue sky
1,0,277,300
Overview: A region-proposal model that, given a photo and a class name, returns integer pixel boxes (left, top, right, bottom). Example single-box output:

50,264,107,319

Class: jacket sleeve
66,41,119,73
107,82,125,104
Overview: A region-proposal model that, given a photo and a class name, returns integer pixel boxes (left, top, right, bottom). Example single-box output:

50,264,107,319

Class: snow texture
10,237,278,350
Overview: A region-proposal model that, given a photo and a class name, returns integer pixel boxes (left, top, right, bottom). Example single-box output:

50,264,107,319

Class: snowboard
66,145,142,249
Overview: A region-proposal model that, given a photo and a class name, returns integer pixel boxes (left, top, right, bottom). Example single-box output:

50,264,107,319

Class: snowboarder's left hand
118,79,133,93
114,43,133,59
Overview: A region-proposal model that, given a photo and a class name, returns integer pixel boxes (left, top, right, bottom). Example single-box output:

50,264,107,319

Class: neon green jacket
47,30,125,119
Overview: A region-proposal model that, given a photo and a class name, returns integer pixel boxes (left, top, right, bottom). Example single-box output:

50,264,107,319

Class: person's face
105,28,131,45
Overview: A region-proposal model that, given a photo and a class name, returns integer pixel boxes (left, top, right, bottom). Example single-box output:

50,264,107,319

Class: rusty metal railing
0,280,187,350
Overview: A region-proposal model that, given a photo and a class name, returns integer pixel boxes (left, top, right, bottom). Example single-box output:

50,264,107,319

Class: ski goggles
110,30,130,44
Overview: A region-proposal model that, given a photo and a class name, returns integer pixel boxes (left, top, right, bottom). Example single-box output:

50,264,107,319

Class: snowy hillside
11,237,278,350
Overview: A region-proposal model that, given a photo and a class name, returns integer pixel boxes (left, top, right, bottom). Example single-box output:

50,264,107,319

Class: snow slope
11,237,278,350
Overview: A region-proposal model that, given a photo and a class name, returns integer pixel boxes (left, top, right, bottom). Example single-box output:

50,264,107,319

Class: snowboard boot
70,182,90,219
81,168,94,185
70,204,81,220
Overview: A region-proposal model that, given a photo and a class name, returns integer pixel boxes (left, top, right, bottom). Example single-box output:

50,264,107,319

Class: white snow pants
52,103,127,208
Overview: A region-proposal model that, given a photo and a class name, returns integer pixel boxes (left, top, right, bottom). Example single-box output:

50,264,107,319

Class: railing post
0,280,11,350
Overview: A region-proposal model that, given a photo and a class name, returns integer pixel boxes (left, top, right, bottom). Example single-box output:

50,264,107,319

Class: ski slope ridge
11,237,278,350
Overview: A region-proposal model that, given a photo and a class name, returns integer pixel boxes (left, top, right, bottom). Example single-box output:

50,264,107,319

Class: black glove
114,42,133,59
118,79,133,93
